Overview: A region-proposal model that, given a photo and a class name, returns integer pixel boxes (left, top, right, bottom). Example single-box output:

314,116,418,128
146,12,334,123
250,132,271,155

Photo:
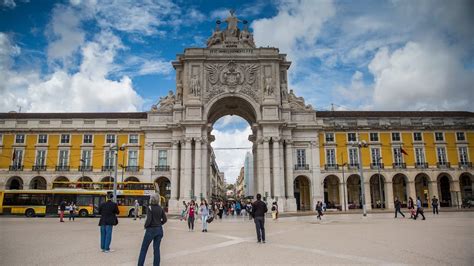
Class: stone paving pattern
1,212,473,265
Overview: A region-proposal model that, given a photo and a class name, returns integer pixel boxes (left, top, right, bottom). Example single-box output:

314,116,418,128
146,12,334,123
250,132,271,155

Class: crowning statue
206,10,256,48
151,90,175,112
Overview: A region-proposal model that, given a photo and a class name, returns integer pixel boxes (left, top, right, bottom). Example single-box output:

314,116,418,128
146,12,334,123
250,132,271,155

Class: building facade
236,167,245,198
0,12,473,213
244,151,254,197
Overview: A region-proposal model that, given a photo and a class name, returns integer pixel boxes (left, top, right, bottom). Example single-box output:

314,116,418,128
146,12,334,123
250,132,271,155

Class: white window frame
15,134,25,144
58,149,69,167
12,148,24,166
325,133,335,143
434,132,444,142
458,146,469,164
35,149,47,167
128,150,138,167
436,146,448,164
325,148,336,166
414,147,425,165
369,132,379,142
129,134,139,144
158,150,168,166
348,148,359,166
38,134,48,144
81,149,92,167
296,149,306,167
104,150,115,167
391,132,401,142
347,133,357,142
106,134,116,144
413,132,423,142
456,132,466,142
393,147,404,165
60,134,70,144
83,134,93,144
370,147,381,165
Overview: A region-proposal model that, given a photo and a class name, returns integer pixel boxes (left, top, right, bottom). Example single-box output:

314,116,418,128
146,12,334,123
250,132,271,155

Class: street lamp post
120,146,126,183
377,156,384,209
110,144,126,203
341,160,347,212
354,134,368,216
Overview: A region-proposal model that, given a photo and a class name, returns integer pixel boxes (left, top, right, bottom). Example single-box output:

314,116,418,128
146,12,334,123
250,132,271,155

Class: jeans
60,211,64,222
394,208,405,218
254,217,265,242
100,225,113,251
69,211,75,221
138,226,163,266
433,205,439,214
415,208,425,220
188,216,195,230
201,216,208,230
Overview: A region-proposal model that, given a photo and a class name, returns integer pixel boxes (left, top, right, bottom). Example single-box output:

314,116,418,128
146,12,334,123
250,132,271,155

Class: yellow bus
0,189,106,217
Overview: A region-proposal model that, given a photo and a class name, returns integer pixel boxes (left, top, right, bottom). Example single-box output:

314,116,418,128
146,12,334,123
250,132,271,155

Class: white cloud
1,0,16,9
0,31,143,112
369,41,474,111
252,0,335,63
334,71,372,107
211,125,252,184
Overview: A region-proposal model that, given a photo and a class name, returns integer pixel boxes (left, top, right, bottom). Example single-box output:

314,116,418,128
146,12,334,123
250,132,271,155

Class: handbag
206,216,214,223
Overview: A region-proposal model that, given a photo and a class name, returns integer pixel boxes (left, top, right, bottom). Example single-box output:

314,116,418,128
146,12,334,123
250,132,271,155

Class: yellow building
317,111,473,210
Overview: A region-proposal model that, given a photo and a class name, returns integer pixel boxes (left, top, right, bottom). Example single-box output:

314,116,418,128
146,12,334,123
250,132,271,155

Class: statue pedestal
285,197,297,212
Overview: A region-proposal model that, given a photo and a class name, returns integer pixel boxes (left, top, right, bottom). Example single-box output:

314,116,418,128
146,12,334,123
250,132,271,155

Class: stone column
338,182,345,211
256,140,263,195
170,141,179,200
201,139,209,200
364,181,372,210
451,181,462,208
179,140,186,200
429,181,439,199
385,182,394,209
143,143,154,183
407,181,417,202
183,138,192,201
194,138,202,200
272,137,284,211
285,140,296,211
263,137,271,200
310,141,322,206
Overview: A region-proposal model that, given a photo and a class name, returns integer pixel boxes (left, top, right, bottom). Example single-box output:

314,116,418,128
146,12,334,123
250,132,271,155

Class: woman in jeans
200,200,209,232
186,200,196,231
138,193,167,266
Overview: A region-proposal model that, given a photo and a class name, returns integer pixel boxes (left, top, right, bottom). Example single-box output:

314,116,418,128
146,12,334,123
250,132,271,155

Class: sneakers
104,250,115,253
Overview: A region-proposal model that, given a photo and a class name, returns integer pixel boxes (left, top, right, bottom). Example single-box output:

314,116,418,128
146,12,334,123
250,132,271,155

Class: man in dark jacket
251,193,268,243
99,193,119,252
394,197,405,218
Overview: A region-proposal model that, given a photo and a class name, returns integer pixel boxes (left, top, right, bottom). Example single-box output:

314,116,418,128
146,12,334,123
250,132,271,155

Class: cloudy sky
1,0,473,182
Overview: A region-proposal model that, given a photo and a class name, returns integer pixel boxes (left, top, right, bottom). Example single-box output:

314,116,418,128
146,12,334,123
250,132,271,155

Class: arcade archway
155,177,171,209
30,176,47,190
460,173,473,201
6,176,23,190
323,175,340,209
415,173,430,207
294,176,311,211
392,174,408,206
347,175,361,209
370,174,385,208
438,174,452,207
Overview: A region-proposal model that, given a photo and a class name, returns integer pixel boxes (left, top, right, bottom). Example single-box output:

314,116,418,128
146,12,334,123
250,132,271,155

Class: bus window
76,195,93,206
3,193,16,205
30,194,46,205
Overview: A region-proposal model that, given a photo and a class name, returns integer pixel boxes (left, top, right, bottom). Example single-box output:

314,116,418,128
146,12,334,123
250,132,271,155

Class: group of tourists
395,195,440,220
58,201,77,222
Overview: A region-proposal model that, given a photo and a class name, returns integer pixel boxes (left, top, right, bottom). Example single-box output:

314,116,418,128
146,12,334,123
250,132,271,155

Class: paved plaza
1,212,473,265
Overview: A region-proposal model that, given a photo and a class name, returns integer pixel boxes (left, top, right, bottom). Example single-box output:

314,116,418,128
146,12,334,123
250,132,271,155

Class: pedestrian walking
180,201,187,221
414,196,426,220
271,201,278,220
59,200,66,222
99,193,120,253
394,197,405,218
69,202,76,221
137,193,167,266
316,201,323,220
408,197,416,219
200,200,209,232
251,193,268,243
246,202,253,220
186,200,196,231
134,200,141,220
218,202,224,219
431,196,439,215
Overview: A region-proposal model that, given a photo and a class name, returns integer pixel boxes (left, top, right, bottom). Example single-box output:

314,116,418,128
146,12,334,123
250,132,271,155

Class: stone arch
124,176,140,182
76,176,93,189
459,172,473,201
392,174,408,206
294,175,311,211
437,173,453,207
346,174,361,209
30,176,47,190
415,173,431,207
54,176,69,182
101,176,114,182
155,176,171,209
77,176,93,182
204,94,260,125
370,174,386,209
323,175,340,208
6,176,23,190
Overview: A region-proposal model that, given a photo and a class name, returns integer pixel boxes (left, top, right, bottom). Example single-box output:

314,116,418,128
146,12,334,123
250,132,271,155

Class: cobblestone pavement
1,212,472,265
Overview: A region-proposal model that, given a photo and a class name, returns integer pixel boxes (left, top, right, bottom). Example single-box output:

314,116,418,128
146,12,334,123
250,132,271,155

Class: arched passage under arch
415,173,430,207
125,176,140,182
294,176,311,211
7,176,23,190
52,176,70,188
437,174,453,207
392,174,408,207
30,176,47,190
370,174,386,208
347,174,361,209
459,173,473,201
323,175,340,209
155,176,171,210
101,176,114,190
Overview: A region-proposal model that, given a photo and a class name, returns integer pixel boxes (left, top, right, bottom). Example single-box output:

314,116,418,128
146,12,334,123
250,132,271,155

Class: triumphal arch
147,11,320,212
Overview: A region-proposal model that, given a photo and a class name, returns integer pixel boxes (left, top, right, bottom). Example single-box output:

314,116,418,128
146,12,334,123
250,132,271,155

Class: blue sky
1,0,473,182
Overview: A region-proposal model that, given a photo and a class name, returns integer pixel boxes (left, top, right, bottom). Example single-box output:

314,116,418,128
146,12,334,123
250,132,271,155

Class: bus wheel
25,209,35,217
128,209,135,217
79,209,89,217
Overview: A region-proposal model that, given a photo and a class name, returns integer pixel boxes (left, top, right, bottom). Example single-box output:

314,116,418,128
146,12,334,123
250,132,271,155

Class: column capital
194,137,202,143
272,137,281,143
184,137,193,143
263,137,271,143
310,140,318,146
171,140,180,146
284,139,293,145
